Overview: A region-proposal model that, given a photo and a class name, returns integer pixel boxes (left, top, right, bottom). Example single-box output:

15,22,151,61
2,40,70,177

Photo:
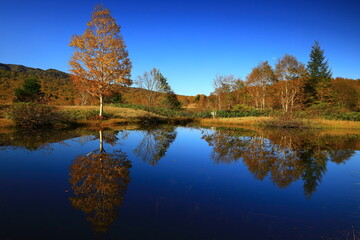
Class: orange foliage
69,5,132,115
70,150,131,233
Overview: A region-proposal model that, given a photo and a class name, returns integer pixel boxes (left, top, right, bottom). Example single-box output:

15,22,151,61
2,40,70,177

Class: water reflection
0,128,129,151
133,126,177,166
202,127,358,197
0,129,87,151
0,126,360,239
69,130,131,233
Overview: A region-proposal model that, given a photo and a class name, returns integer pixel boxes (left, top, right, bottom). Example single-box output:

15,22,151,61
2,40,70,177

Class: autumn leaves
69,6,131,117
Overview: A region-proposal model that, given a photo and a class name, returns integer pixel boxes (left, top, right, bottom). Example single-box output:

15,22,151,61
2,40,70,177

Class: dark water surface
0,126,360,239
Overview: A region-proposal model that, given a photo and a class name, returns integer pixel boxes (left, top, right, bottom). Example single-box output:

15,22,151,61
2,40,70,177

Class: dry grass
199,117,271,126
199,117,360,130
58,105,160,118
0,105,193,129
74,118,148,127
74,123,142,131
308,118,360,129
0,118,15,129
1,105,360,130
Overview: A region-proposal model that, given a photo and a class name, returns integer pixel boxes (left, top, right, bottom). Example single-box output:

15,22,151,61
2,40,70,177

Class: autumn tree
213,75,243,110
201,128,249,164
246,61,275,109
306,41,333,104
69,5,132,117
70,130,131,233
332,78,360,111
275,55,307,112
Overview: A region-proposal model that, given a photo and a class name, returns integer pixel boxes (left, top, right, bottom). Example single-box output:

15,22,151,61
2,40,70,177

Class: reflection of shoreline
69,130,131,234
200,122,360,135
201,127,360,197
0,126,137,151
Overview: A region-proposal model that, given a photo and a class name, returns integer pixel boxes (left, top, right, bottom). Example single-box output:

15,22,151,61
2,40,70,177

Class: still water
0,126,360,239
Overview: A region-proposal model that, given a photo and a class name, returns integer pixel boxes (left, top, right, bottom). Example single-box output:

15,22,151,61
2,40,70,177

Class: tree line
9,5,357,118
208,42,359,113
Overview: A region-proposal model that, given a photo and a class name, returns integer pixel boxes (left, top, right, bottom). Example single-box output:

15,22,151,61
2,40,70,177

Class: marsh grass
59,105,160,119
1,104,359,130
58,106,193,127
261,113,309,128
0,118,15,128
199,116,269,126
308,118,360,129
199,116,360,130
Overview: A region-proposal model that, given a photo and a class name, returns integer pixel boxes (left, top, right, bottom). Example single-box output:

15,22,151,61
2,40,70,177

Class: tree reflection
0,128,129,151
69,130,131,233
0,129,88,151
201,128,252,164
202,127,358,197
133,126,177,166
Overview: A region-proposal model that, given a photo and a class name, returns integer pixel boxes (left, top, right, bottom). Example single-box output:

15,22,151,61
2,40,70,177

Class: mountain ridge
0,63,196,106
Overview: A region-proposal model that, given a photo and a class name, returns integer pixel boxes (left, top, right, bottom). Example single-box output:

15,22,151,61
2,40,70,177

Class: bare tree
136,68,167,106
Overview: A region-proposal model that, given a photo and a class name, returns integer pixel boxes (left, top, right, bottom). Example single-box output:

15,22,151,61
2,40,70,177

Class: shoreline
198,117,360,130
1,116,360,130
0,105,359,130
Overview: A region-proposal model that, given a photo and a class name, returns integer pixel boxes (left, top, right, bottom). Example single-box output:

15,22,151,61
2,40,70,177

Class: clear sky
0,0,359,96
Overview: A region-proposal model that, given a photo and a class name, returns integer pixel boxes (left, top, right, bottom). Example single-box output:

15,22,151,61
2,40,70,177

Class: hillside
0,63,195,107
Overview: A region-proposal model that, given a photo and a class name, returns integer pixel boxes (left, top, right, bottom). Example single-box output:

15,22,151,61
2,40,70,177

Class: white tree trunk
99,130,104,152
99,94,103,117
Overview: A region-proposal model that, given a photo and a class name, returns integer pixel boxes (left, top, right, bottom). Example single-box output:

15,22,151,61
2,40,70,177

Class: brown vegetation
69,5,132,117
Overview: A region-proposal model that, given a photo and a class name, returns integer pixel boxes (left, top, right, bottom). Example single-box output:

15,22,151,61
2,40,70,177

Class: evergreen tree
14,77,43,102
306,41,333,104
157,72,181,109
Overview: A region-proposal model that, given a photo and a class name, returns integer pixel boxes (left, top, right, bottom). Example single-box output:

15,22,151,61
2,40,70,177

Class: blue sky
0,0,359,95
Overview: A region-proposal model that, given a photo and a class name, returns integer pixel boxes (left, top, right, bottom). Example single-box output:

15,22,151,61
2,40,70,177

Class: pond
0,126,360,239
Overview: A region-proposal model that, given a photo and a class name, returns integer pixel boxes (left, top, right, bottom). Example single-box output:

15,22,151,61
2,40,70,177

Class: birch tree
246,61,275,109
213,75,243,110
275,55,307,112
69,5,132,117
136,68,168,106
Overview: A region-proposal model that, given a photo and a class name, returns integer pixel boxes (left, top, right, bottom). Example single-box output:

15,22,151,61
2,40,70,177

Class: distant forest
0,59,359,113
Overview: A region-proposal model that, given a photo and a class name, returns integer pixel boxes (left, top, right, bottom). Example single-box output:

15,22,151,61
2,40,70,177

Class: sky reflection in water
0,126,360,239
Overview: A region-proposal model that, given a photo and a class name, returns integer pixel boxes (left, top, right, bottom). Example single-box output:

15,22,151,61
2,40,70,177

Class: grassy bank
199,117,360,130
1,104,359,130
0,105,195,129
0,118,16,128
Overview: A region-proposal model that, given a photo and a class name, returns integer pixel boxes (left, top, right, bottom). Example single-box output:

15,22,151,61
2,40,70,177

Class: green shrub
105,93,123,104
61,109,115,120
8,103,66,128
163,92,182,110
262,112,307,128
306,103,360,121
216,108,270,118
324,112,360,121
113,103,212,118
14,77,44,102
231,104,254,112
113,103,272,119
62,109,99,120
